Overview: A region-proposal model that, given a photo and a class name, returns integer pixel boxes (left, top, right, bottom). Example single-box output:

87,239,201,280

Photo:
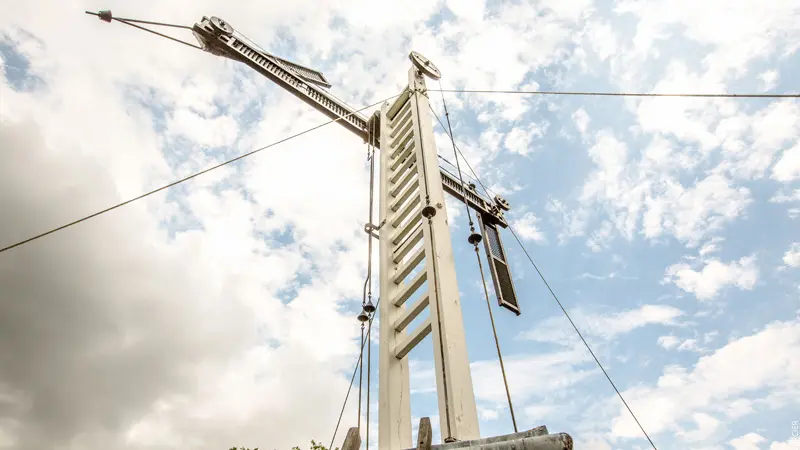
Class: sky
0,1,799,450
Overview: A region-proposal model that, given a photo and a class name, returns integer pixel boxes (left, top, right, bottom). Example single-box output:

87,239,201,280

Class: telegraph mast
377,59,480,448
88,11,573,450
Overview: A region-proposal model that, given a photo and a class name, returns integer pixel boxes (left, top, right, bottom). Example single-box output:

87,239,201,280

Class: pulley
363,298,376,314
421,205,437,218
357,309,369,323
209,16,234,36
409,51,442,80
468,232,482,245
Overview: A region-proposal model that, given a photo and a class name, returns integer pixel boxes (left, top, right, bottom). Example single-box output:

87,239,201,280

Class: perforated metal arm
192,16,378,146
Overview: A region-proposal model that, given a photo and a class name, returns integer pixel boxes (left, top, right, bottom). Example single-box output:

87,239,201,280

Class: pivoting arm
191,16,379,146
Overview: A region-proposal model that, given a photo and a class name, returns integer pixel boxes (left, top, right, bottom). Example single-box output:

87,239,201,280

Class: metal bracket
439,167,508,227
364,219,386,240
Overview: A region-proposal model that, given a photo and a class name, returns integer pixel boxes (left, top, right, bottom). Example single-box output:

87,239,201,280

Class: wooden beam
341,427,361,450
416,417,432,450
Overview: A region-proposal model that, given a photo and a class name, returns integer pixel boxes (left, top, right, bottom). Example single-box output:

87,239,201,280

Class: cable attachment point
494,195,511,211
421,205,437,219
363,219,385,240
468,232,482,245
98,10,112,22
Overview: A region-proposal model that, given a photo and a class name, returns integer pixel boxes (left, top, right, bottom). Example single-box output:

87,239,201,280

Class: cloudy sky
1,1,799,449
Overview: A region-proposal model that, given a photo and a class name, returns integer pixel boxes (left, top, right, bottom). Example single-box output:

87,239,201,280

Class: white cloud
611,318,800,439
410,348,593,413
572,107,590,136
773,142,800,182
586,220,614,252
657,335,680,350
699,237,725,257
547,198,590,243
784,243,800,268
657,335,701,352
445,0,485,23
758,70,780,91
614,0,800,79
769,190,800,220
478,407,499,421
166,109,239,148
0,119,366,450
581,130,629,202
720,101,800,181
585,20,618,62
503,122,546,156
729,432,766,450
443,192,464,224
770,189,800,203
678,412,725,444
511,212,547,243
561,4,798,248
521,304,684,344
576,126,753,247
643,173,752,246
664,255,759,300
470,348,593,407
769,439,800,450
677,339,701,352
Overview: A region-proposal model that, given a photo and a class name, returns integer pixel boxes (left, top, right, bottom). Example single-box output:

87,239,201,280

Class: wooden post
342,427,361,450
416,417,432,450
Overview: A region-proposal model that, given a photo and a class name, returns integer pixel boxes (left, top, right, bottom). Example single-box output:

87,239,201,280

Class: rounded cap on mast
409,51,441,80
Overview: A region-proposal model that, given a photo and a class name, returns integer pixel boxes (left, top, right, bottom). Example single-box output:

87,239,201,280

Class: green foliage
292,440,336,450
229,439,337,450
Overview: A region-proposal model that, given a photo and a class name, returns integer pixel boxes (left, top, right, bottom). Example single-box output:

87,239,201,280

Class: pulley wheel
409,51,442,80
209,16,234,36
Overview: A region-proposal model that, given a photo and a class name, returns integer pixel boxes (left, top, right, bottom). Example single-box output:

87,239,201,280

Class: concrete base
406,426,573,450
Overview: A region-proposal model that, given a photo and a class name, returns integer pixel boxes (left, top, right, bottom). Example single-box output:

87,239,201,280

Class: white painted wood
407,66,480,442
394,293,429,332
394,316,432,359
378,98,412,450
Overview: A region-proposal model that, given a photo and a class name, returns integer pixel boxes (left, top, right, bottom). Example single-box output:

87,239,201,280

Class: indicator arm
192,16,379,146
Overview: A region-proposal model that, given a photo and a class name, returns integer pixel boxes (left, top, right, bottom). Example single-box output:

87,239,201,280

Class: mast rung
390,144,415,171
392,195,420,227
392,212,421,245
393,269,427,306
393,246,424,284
392,125,415,152
391,119,414,148
388,97,411,124
390,154,416,184
390,109,412,137
394,317,431,359
390,167,417,197
391,139,415,163
393,225,423,263
390,179,419,212
394,293,429,332
391,116,413,142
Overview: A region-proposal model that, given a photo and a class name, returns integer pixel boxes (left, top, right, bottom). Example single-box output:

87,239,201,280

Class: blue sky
1,1,799,450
